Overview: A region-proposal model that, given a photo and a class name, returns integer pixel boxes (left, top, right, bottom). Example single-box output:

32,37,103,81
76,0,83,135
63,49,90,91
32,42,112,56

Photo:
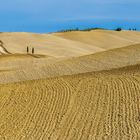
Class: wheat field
0,30,140,140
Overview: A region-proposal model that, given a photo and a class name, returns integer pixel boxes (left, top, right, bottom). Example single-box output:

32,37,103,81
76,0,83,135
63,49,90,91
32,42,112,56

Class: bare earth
0,30,140,140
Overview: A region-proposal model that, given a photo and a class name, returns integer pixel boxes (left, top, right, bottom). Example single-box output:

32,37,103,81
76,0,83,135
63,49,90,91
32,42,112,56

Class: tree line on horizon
58,27,104,32
57,27,138,32
115,28,137,31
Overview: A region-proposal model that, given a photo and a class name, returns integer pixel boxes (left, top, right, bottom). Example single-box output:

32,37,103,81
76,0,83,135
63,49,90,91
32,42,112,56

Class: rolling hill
0,30,140,139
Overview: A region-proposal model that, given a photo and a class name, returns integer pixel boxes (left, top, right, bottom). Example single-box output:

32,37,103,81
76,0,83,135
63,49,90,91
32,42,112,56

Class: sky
0,0,139,32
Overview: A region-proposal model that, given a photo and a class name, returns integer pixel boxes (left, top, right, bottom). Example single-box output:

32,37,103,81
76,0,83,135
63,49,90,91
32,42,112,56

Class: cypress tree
27,46,29,53
32,48,34,54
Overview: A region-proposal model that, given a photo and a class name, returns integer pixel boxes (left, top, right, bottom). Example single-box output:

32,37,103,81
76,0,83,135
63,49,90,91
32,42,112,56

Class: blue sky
0,0,139,32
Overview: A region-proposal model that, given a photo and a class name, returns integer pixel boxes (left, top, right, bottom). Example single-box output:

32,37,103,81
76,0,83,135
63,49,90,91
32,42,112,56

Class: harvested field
0,44,140,84
0,65,140,139
0,30,140,139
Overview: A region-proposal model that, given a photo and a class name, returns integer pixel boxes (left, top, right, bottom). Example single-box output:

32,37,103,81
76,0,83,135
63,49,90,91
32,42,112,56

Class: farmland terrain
0,30,140,139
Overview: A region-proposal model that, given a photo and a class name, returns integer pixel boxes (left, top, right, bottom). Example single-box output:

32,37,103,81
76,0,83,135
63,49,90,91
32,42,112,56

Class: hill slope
0,30,140,139
54,30,140,50
0,32,103,58
0,43,140,84
0,64,140,139
0,30,140,58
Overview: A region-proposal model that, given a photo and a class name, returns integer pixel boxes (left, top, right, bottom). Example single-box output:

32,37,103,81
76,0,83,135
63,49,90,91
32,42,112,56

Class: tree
32,48,34,54
27,46,29,53
115,28,122,31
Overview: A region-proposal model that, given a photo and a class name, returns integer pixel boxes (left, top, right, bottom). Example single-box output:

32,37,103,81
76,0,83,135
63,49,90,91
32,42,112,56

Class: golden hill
54,30,140,50
0,30,140,57
0,32,103,58
0,43,139,84
0,64,140,139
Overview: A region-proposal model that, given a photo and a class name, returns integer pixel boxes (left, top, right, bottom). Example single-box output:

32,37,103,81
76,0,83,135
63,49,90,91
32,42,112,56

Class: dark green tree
115,28,122,31
27,46,29,53
32,48,34,54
